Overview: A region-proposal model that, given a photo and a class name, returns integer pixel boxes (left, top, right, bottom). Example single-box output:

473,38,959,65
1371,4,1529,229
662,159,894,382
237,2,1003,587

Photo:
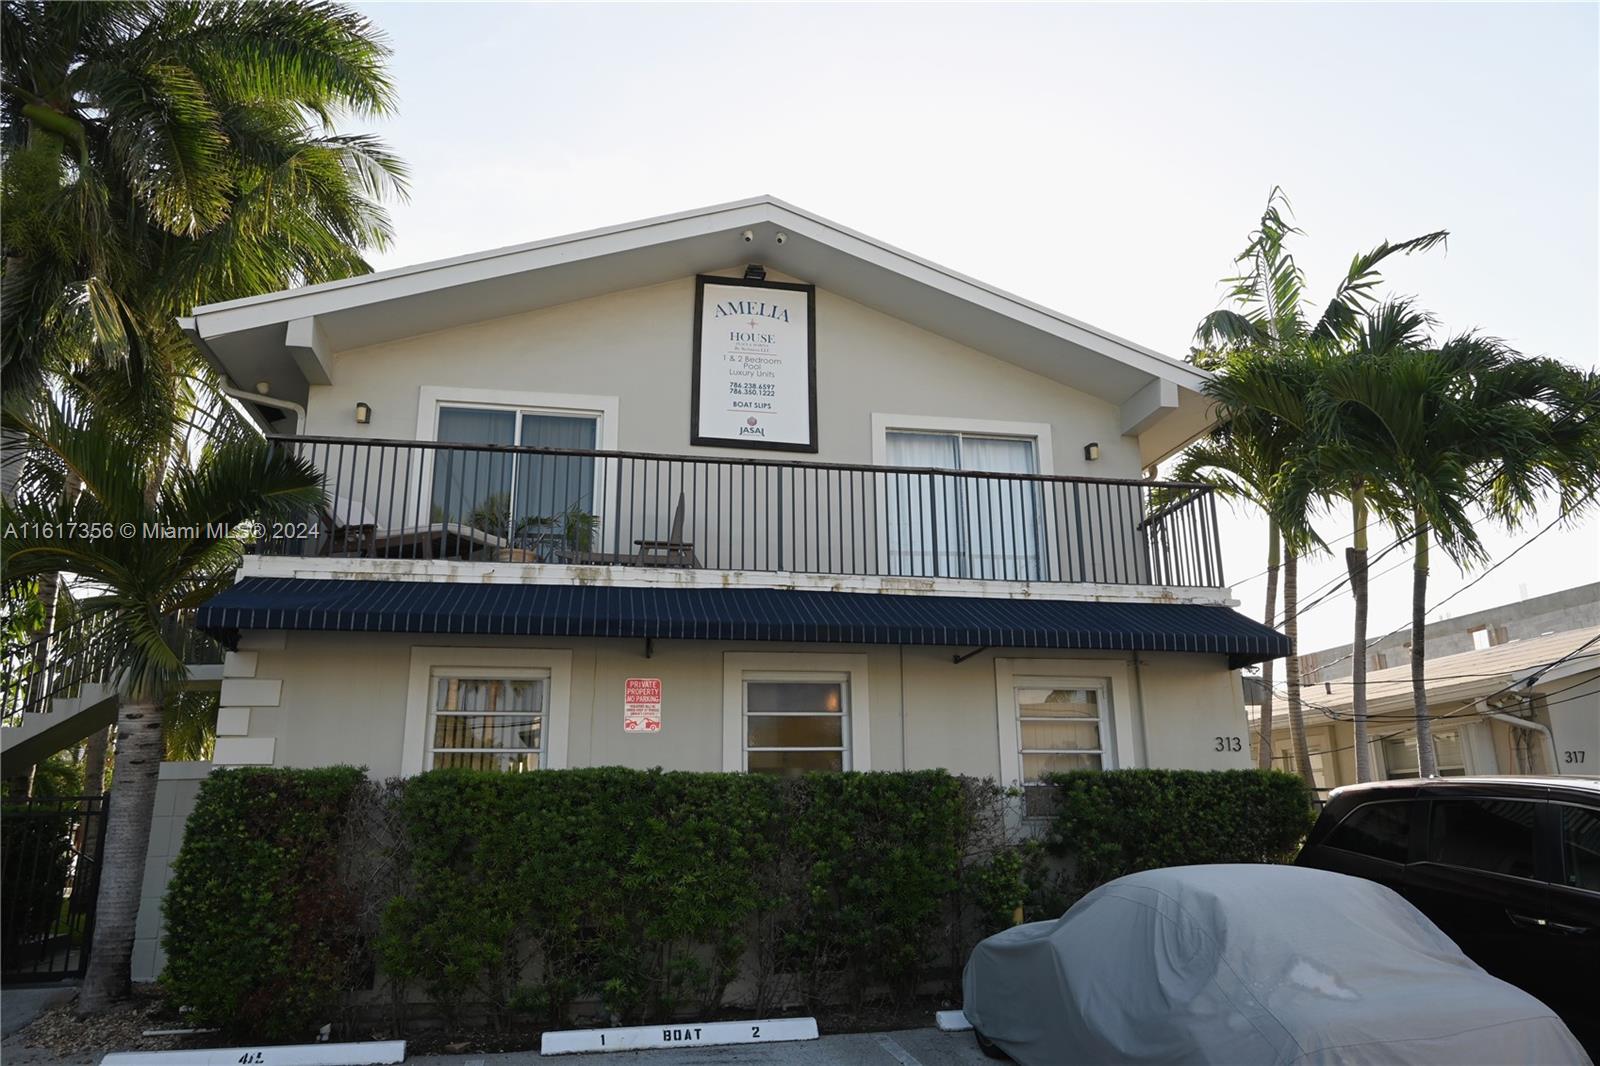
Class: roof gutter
178,316,304,435
1480,710,1561,776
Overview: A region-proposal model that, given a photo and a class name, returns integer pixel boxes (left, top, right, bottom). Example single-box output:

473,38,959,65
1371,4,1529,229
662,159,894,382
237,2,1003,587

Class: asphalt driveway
409,1027,991,1065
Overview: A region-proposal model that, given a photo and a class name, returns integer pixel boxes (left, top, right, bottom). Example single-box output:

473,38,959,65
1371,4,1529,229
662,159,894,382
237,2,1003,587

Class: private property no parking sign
624,677,662,733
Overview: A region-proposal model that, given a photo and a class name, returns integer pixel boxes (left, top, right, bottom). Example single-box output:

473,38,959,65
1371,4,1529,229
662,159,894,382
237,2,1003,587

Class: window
428,673,547,772
883,429,1042,580
1559,805,1600,892
432,404,600,556
743,676,849,776
1428,798,1538,880
1326,801,1412,864
1017,684,1108,817
1470,626,1492,651
1382,730,1467,779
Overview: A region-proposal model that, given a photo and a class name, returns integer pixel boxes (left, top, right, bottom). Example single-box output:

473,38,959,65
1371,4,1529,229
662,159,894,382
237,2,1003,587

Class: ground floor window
743,674,850,776
1015,682,1110,816
428,673,547,772
1382,729,1467,779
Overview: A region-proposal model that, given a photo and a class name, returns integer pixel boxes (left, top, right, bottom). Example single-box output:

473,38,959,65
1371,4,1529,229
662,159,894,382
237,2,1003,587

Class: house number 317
1214,736,1243,752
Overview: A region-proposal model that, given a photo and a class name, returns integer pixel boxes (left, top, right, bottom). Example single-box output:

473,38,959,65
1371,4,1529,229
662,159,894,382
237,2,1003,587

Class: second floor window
883,430,1041,580
433,405,599,555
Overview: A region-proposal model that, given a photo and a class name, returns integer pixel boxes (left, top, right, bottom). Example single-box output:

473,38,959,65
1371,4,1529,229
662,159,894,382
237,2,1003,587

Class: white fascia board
186,196,1207,392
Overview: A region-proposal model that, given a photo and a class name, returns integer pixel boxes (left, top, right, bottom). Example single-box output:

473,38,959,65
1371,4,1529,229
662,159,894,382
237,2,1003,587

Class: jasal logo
740,415,766,438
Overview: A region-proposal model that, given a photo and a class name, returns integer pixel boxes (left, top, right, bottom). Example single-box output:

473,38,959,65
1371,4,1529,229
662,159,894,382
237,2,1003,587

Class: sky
350,2,1598,654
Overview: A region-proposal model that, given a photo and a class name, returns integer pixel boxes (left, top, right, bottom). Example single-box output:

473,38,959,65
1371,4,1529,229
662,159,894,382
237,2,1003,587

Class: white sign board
624,677,662,733
540,1016,818,1055
692,276,817,452
102,1040,405,1066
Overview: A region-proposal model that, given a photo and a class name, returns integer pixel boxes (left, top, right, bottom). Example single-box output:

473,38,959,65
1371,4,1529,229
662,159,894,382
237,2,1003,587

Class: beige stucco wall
131,761,211,983
300,273,1140,481
212,631,1248,781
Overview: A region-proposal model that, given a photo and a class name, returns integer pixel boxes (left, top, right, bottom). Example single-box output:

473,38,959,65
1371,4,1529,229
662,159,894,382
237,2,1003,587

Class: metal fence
1,794,108,985
260,435,1226,588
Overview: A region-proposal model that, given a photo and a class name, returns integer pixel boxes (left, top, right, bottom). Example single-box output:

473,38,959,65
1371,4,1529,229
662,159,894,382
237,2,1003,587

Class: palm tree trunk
1257,522,1281,770
1283,548,1316,788
1346,485,1373,782
1412,518,1437,777
78,699,162,1014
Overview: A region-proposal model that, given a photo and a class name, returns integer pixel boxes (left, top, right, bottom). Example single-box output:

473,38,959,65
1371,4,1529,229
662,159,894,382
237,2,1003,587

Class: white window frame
403,647,572,775
722,653,871,772
1381,728,1469,779
426,668,551,771
742,671,852,773
1014,678,1113,783
410,387,620,535
994,658,1137,789
871,413,1055,583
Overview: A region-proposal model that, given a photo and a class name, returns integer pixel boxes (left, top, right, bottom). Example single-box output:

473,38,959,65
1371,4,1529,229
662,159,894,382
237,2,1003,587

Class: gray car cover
962,864,1590,1065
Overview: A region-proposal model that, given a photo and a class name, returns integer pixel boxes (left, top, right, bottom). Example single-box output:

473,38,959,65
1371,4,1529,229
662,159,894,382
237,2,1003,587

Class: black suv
1296,776,1599,1053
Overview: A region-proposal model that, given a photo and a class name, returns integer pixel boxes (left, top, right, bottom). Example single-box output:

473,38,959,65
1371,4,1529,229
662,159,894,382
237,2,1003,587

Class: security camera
741,229,755,243
775,232,788,245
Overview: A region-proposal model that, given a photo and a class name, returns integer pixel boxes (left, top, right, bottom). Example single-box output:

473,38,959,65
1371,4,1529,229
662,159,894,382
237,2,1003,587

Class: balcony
258,436,1225,590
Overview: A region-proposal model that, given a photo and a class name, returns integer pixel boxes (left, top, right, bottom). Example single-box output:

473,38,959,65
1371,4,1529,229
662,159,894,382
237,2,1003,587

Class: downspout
1480,711,1561,776
177,316,305,435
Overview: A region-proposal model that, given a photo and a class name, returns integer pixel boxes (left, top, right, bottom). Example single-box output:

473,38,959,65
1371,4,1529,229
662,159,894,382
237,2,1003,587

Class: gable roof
181,196,1212,463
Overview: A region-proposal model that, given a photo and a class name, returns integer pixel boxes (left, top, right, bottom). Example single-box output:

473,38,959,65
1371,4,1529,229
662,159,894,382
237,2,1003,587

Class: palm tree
1195,348,1325,787
1,0,407,405
1,400,321,1011
1170,386,1288,771
1318,322,1600,775
1193,189,1446,784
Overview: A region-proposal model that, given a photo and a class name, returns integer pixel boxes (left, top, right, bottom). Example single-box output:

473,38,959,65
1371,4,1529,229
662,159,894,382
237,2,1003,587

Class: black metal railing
261,435,1226,590
1,793,108,985
1,613,224,726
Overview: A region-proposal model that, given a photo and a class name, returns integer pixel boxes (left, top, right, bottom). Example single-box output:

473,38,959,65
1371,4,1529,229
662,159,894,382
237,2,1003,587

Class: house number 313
1214,736,1243,752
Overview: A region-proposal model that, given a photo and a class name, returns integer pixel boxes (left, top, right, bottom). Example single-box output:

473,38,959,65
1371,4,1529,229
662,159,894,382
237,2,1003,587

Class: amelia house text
139,198,1288,977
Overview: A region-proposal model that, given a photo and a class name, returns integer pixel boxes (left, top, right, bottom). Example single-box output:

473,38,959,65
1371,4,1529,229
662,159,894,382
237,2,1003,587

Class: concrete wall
211,632,1250,781
300,272,1140,482
131,761,211,983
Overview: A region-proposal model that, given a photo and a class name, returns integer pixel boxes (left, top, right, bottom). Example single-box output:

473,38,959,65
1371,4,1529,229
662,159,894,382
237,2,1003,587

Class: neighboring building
1298,582,1599,682
1251,584,1600,790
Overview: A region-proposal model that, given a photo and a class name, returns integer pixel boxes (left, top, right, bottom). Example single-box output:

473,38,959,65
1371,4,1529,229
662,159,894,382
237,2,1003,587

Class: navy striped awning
197,578,1287,666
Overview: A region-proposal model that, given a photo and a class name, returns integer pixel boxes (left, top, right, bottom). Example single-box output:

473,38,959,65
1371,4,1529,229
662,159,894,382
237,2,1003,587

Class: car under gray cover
962,864,1589,1065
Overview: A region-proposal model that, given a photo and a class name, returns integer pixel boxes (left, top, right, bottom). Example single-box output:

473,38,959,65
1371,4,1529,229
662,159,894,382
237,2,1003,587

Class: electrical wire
1298,509,1578,680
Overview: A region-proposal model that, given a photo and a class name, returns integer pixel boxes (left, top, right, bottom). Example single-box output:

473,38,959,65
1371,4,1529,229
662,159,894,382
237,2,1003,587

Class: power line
1299,510,1576,680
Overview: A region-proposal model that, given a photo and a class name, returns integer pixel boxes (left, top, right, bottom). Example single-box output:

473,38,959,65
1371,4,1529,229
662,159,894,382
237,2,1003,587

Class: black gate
1,794,107,984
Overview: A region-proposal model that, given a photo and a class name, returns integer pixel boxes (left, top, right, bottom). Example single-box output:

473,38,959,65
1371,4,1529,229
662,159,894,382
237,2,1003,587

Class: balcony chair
553,492,699,568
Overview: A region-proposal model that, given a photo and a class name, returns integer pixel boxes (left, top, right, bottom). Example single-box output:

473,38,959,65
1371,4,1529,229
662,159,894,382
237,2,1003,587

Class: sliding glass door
432,406,598,552
884,430,1042,579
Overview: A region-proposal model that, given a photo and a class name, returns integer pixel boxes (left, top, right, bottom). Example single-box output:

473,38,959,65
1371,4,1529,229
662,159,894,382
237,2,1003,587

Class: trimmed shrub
162,766,367,1040
377,768,779,1029
1040,768,1316,903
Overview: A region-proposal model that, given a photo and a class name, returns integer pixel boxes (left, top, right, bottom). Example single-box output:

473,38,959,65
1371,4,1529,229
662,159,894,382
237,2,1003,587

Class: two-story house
185,196,1286,794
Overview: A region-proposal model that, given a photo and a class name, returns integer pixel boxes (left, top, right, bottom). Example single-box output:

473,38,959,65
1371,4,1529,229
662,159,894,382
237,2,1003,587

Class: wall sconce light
744,263,767,281
1084,442,1101,461
355,402,372,425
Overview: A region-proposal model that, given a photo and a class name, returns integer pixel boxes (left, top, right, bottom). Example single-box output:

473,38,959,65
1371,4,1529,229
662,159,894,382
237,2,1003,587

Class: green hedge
378,767,779,1028
1041,768,1316,902
160,766,1309,1040
161,766,367,1040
